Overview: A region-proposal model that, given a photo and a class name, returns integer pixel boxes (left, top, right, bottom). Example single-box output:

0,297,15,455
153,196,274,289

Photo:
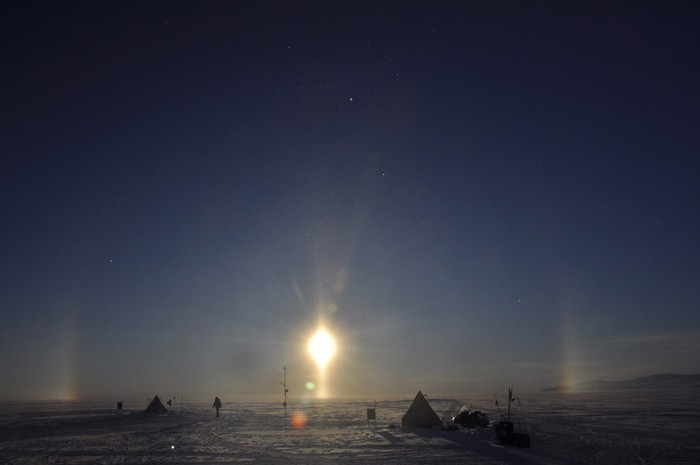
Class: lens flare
291,411,308,429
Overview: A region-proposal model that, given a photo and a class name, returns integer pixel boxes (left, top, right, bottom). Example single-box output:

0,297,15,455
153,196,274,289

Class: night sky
2,1,699,401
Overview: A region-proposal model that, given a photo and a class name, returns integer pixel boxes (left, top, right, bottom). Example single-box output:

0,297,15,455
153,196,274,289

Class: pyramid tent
401,391,441,428
144,395,168,414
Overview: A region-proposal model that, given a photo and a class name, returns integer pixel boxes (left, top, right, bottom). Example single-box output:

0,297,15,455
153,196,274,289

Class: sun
308,327,336,370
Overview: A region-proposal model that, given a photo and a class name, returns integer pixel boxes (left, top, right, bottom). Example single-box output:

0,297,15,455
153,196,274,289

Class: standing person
212,397,222,417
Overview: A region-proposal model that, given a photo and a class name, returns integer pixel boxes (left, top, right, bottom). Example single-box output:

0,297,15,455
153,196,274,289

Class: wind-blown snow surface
1,390,698,464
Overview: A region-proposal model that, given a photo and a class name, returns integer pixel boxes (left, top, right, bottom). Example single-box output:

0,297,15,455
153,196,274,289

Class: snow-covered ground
1,390,698,464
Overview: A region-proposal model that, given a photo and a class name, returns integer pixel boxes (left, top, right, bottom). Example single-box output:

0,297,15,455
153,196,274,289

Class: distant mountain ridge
542,373,700,392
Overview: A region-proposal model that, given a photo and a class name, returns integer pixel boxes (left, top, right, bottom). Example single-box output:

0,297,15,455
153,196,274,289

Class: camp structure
144,395,168,414
453,408,489,428
401,391,441,428
493,387,531,448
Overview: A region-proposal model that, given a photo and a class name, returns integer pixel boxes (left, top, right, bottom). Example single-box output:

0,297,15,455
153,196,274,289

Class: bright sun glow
308,327,336,370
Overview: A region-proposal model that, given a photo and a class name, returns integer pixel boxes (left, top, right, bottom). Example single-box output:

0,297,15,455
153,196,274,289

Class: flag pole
282,366,289,429
374,400,377,428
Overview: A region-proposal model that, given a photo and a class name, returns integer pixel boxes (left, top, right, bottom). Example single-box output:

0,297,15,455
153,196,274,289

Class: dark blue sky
2,1,699,400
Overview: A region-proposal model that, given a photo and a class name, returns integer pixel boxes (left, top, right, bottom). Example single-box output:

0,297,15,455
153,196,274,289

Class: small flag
494,394,498,407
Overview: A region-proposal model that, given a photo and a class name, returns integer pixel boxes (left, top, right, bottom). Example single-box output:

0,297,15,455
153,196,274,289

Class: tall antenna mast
282,366,289,426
